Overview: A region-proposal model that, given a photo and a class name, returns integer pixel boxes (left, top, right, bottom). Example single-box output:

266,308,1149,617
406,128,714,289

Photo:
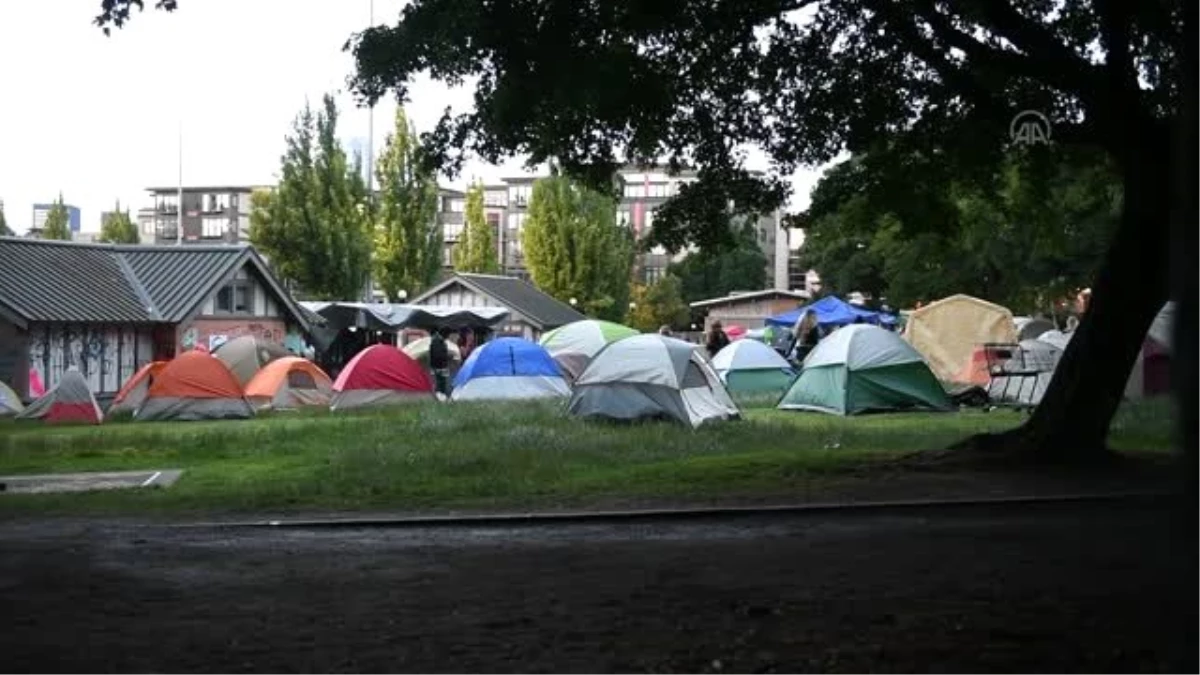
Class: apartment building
136,186,261,245
435,166,790,289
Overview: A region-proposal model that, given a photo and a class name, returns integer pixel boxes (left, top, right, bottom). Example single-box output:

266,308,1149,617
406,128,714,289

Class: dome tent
245,357,334,410
451,338,570,401
213,336,290,387
109,361,168,416
539,319,639,382
136,351,255,421
567,334,740,428
330,345,434,410
0,381,24,417
16,368,103,424
710,339,796,395
779,324,951,416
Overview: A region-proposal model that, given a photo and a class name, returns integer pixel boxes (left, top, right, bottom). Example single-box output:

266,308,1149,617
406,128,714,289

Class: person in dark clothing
705,320,731,358
429,329,450,396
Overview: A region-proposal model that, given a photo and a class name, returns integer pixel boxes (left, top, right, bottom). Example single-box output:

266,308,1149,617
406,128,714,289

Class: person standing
429,329,450,396
704,320,730,358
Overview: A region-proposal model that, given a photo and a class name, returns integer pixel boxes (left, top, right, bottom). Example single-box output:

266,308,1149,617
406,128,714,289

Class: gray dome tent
567,335,740,427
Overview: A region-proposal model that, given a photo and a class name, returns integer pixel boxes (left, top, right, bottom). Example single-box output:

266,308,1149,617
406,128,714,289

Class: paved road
1,500,1194,672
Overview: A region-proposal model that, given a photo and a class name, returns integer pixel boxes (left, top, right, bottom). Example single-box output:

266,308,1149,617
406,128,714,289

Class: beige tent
903,294,1017,384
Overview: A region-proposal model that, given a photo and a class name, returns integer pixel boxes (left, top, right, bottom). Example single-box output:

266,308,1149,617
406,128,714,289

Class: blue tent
766,296,896,328
451,337,571,401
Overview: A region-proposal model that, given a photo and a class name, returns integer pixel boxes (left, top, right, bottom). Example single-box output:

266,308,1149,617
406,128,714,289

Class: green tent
778,324,951,416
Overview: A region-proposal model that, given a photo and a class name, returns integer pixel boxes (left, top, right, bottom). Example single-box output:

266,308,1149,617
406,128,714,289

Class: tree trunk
1171,3,1200,667
954,132,1171,460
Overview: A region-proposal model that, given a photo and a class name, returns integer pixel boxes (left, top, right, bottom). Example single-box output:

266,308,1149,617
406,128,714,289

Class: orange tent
244,357,333,410
135,351,254,421
110,361,168,415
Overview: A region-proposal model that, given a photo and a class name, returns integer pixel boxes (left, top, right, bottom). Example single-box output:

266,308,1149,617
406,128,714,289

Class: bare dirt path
1,498,1193,673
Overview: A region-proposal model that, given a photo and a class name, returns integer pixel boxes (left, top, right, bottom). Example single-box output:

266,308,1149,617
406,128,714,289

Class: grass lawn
0,396,1174,516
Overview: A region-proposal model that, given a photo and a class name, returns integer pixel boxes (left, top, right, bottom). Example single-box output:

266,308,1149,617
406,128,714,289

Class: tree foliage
522,174,635,322
797,148,1120,312
669,221,768,304
452,182,498,273
41,194,71,241
0,204,11,236
346,0,1185,254
98,201,140,244
373,107,442,301
628,275,690,333
250,95,371,300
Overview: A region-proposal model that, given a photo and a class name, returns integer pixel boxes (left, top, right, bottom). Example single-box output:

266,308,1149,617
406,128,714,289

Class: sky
0,0,825,237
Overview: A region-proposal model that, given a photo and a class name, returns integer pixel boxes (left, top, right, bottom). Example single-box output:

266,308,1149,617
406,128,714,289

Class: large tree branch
968,2,1108,101
869,1,1009,120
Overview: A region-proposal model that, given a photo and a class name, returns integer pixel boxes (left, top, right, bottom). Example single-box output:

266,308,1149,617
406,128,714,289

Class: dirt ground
0,498,1194,673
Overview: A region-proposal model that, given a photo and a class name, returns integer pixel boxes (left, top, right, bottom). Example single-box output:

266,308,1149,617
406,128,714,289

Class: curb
167,490,1177,530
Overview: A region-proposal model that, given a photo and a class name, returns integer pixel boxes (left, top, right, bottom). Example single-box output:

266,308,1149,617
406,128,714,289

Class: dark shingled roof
413,273,585,330
0,237,310,330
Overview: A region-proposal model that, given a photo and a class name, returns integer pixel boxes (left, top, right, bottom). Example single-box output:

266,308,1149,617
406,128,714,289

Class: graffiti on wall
180,319,288,352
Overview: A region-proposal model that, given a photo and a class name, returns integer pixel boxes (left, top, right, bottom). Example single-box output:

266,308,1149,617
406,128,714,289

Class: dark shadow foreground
1,500,1193,673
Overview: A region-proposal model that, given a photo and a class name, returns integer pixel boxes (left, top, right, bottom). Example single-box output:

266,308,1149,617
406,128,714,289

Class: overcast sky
0,0,824,235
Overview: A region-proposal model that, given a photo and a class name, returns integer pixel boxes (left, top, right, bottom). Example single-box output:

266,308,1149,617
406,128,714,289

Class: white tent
567,335,740,427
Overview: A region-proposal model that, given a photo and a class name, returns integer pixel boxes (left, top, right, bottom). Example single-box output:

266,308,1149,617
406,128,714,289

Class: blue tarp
454,337,563,387
766,296,897,328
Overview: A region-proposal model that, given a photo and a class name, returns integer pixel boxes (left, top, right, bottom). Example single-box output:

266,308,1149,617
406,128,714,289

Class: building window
215,282,252,314
444,222,463,241
507,212,527,231
647,183,668,198
202,217,225,238
483,191,508,207
623,184,645,198
449,199,465,213
644,208,656,229
508,185,532,206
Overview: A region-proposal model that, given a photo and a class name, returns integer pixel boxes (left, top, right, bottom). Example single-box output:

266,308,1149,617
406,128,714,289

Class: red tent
17,369,103,424
331,345,434,410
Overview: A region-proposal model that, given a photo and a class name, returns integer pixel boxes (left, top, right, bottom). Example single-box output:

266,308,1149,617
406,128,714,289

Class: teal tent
778,324,951,415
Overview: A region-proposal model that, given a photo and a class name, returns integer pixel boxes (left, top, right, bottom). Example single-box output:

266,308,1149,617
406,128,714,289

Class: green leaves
374,107,442,301
453,182,498,274
98,201,139,244
670,220,768,303
41,194,71,241
628,275,689,333
250,95,371,300
521,175,634,323
797,147,1121,311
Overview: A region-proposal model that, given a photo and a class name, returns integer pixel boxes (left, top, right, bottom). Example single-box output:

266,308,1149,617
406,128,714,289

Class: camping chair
982,342,1042,411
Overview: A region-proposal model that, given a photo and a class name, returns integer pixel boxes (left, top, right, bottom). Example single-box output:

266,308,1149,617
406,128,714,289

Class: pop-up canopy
766,296,896,329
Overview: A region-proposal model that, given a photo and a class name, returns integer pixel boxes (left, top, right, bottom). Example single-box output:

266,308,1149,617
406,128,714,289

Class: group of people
698,312,829,365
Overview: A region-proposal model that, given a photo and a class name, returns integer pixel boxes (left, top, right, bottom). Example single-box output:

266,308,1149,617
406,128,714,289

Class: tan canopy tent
903,294,1017,384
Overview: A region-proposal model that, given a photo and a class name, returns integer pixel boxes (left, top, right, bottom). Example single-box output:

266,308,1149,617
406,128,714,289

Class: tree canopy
669,221,768,304
628,275,690,334
250,95,371,300
373,107,443,301
452,182,498,273
797,147,1120,312
522,174,635,322
41,195,71,241
98,201,141,244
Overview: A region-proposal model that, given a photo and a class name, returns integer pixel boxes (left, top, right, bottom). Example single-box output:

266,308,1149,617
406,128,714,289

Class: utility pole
177,121,184,245
363,0,377,302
